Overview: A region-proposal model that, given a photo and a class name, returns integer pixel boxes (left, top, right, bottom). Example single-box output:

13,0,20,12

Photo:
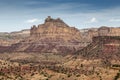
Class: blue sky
0,0,120,32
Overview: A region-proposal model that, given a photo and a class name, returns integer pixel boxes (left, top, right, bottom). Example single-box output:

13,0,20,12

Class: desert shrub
76,74,80,77
112,64,120,67
0,72,4,76
46,78,49,80
80,64,83,68
114,71,120,80
31,73,35,76
15,74,23,80
67,74,72,77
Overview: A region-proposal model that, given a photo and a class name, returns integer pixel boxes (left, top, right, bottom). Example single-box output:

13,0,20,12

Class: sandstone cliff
30,16,81,42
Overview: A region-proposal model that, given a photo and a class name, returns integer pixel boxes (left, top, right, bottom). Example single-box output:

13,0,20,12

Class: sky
0,0,120,32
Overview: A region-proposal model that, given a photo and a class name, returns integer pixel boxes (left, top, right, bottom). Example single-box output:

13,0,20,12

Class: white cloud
85,17,98,23
109,19,120,22
25,18,39,23
90,17,98,23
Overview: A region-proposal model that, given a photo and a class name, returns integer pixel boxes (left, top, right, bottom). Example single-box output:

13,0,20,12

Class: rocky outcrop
30,16,81,42
75,36,120,60
0,46,9,53
7,16,83,54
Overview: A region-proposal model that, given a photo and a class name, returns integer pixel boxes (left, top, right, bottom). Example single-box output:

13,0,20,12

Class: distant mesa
81,26,120,42
98,26,120,36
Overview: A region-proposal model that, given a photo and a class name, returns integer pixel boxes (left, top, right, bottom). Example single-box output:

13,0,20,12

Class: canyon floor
0,52,120,80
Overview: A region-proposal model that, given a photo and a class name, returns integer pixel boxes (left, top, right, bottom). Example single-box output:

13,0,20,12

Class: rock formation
30,16,81,42
8,16,83,54
88,26,120,37
75,36,120,61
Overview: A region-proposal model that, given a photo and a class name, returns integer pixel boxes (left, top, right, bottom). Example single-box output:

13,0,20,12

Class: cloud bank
25,19,40,23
